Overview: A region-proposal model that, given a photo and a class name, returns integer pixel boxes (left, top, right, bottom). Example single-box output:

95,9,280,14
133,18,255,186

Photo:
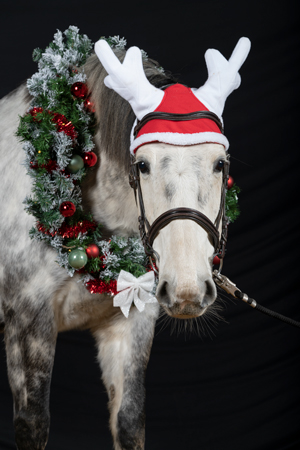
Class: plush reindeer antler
94,39,164,120
194,37,251,118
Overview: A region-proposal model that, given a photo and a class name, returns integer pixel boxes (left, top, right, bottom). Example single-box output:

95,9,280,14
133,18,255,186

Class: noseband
129,110,230,266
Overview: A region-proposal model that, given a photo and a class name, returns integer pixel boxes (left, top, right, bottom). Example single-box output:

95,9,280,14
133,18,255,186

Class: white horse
0,31,250,450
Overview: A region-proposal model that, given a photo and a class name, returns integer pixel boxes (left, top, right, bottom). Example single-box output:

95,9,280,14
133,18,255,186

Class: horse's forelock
84,50,178,173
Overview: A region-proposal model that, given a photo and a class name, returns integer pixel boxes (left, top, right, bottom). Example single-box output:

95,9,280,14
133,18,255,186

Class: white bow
113,270,157,318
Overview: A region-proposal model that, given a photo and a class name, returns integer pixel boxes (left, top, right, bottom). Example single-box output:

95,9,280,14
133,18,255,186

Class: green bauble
68,249,88,269
67,155,84,174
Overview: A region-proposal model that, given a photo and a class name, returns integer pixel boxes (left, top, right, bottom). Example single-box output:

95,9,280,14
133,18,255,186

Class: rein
213,271,300,329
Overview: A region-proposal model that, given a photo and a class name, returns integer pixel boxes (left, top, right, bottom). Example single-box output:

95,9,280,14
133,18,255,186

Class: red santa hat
94,37,251,155
131,83,229,153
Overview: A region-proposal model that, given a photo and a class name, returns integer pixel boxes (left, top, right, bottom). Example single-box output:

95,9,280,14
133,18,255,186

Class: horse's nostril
206,279,215,298
159,281,168,297
201,278,217,307
156,280,171,307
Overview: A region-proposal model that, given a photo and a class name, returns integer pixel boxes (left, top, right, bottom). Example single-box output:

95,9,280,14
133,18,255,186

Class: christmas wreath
17,26,240,298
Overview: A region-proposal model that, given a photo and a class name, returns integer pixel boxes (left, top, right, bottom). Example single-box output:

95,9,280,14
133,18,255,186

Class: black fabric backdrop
0,1,299,449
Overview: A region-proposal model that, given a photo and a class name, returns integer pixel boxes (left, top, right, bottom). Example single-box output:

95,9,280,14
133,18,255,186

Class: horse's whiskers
155,297,226,339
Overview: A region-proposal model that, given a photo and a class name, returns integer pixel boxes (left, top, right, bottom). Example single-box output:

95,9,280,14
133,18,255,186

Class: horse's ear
193,37,251,118
94,39,164,120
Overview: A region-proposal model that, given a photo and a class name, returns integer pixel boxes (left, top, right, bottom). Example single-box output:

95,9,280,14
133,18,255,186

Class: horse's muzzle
156,278,216,319
164,302,209,319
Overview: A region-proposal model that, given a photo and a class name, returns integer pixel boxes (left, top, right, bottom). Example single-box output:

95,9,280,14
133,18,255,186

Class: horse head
135,141,226,319
94,38,250,319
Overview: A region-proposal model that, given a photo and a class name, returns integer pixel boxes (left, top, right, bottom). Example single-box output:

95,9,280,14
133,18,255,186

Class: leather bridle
133,110,224,138
129,110,230,268
129,102,300,331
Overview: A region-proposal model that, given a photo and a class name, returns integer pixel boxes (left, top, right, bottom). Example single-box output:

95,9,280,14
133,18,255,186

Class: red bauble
83,151,97,167
84,96,95,113
59,201,76,217
71,82,88,99
213,255,221,265
86,244,100,259
227,175,234,189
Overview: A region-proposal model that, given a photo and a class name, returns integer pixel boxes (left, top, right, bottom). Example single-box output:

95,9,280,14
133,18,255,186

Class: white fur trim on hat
130,131,229,154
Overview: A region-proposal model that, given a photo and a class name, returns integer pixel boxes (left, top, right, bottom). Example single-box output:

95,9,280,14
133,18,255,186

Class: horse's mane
84,49,178,172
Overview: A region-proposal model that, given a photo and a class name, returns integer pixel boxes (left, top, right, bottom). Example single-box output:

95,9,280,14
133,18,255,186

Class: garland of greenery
17,26,240,295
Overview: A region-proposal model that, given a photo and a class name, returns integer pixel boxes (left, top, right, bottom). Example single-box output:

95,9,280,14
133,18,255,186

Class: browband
133,110,224,138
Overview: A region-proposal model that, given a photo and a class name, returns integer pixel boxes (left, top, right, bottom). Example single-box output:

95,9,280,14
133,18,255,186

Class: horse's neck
0,84,139,239
82,146,139,237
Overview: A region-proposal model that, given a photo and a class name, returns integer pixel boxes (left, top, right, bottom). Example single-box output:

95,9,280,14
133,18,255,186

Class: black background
0,1,299,449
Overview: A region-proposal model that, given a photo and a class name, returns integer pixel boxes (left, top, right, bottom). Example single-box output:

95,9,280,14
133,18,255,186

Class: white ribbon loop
113,270,157,318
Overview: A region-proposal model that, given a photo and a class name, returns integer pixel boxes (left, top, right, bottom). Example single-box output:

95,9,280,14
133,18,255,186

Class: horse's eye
215,160,225,172
138,161,150,174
